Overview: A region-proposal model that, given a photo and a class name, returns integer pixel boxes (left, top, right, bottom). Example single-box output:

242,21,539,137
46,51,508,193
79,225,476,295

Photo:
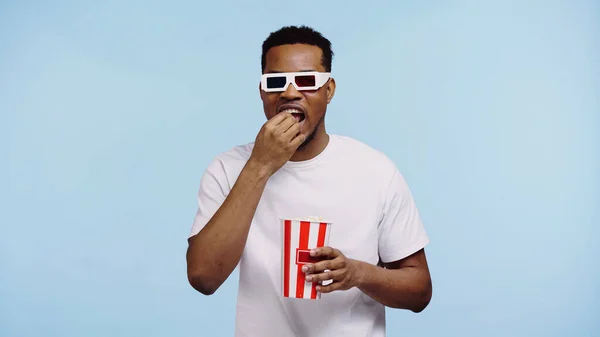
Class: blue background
1,1,598,336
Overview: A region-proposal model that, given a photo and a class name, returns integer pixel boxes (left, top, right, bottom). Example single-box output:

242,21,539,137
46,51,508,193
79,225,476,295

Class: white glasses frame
260,71,331,92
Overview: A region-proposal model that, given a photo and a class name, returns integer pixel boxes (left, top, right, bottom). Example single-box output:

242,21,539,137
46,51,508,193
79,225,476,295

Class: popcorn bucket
281,217,332,300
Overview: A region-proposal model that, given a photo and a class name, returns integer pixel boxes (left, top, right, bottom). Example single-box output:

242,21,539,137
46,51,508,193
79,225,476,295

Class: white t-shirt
190,134,430,337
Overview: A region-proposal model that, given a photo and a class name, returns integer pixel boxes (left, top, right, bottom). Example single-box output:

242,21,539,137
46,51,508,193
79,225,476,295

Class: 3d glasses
260,72,331,92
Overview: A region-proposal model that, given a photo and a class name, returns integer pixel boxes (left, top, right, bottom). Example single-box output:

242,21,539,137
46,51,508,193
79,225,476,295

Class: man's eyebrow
264,69,317,74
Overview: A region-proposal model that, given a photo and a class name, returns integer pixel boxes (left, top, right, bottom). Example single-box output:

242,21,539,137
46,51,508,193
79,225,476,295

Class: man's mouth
280,108,305,123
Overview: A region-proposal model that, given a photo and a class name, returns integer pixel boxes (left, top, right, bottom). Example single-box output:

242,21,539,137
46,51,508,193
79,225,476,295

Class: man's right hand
186,112,304,295
249,112,305,176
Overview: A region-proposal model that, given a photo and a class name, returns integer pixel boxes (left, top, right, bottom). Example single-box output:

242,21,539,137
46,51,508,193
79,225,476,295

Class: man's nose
280,82,303,101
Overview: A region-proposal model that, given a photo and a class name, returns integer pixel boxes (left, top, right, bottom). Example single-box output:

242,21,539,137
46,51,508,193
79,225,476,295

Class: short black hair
261,25,334,73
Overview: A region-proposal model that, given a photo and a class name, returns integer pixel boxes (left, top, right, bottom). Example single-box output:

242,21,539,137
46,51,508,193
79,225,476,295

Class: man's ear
326,78,336,104
258,81,265,101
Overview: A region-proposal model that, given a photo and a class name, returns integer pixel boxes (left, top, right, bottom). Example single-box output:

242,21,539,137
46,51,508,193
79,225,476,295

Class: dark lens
295,75,316,87
266,76,287,89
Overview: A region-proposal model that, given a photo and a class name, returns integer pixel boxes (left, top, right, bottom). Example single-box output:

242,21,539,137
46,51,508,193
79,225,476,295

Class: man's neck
289,131,330,162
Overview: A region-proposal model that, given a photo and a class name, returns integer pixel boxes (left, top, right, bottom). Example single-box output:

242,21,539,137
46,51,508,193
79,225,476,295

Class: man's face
260,44,335,148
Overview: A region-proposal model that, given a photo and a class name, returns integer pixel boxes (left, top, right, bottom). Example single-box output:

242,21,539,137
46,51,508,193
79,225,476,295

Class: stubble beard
297,114,324,150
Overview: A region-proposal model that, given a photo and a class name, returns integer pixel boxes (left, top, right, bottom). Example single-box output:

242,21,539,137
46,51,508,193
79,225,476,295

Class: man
186,25,432,336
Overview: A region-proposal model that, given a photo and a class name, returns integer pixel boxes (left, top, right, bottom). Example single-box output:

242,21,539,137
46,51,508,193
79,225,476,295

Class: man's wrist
244,159,272,181
353,259,380,289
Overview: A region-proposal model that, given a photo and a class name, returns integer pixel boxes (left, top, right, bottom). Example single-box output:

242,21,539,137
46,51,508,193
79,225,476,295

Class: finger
282,121,301,139
304,256,347,274
305,268,345,283
267,111,292,126
300,247,339,273
275,115,297,135
316,281,343,294
289,131,306,148
311,246,338,259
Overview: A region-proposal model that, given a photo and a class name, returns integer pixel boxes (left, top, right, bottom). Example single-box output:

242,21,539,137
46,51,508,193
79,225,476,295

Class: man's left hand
301,246,365,293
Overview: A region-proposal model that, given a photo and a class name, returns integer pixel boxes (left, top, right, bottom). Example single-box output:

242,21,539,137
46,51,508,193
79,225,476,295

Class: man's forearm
186,160,270,295
355,258,432,312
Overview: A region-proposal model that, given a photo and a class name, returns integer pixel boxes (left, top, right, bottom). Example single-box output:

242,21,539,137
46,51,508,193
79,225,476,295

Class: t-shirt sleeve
378,169,430,263
189,156,229,238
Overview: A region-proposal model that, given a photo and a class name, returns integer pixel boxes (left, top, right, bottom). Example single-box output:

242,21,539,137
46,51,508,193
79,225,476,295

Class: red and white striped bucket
281,217,332,300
